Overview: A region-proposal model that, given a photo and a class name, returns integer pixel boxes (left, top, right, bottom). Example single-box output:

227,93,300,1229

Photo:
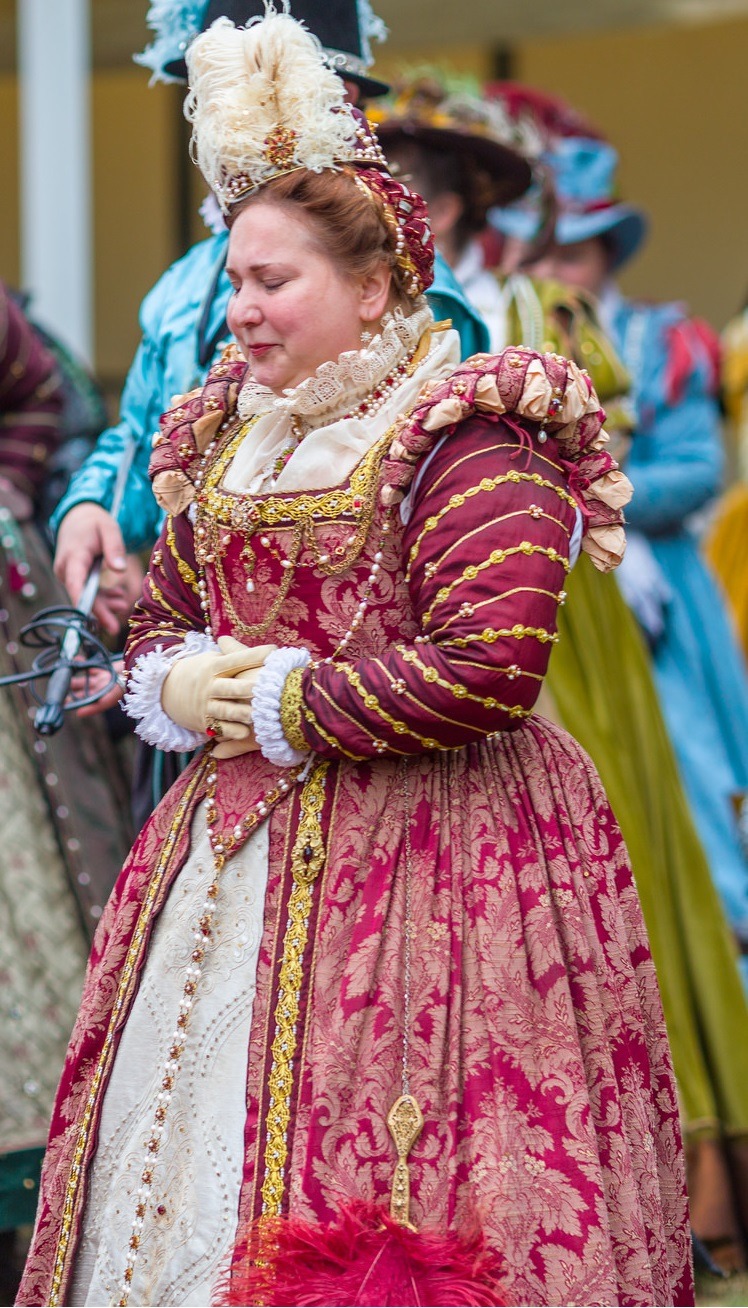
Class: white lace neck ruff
223,311,460,497
237,302,433,428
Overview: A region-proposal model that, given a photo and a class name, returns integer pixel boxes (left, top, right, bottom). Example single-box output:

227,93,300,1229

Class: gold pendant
387,1093,424,1229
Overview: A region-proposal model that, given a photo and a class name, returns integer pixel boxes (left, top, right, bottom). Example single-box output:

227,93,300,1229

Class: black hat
164,0,390,99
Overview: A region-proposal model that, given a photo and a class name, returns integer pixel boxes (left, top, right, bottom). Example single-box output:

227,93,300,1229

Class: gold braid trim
126,625,192,654
261,761,330,1218
197,429,392,642
432,506,572,575
406,472,578,581
306,681,392,759
420,542,571,626
429,584,560,640
146,573,190,625
421,439,569,499
166,515,200,595
201,426,392,529
335,663,442,749
392,649,536,713
49,759,209,1305
334,661,507,745
439,620,560,650
279,668,309,754
429,590,560,637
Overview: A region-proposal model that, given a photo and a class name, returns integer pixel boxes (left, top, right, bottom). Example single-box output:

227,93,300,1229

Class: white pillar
18,0,93,364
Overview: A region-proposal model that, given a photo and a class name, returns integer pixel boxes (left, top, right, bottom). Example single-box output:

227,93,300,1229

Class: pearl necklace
267,349,416,487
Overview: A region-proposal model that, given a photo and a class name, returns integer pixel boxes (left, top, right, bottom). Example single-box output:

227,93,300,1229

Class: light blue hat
491,136,648,270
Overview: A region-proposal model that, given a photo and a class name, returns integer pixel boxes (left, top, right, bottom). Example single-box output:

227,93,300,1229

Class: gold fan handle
387,1093,424,1228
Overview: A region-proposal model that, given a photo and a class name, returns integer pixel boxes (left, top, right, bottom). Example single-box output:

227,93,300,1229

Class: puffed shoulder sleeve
280,350,631,761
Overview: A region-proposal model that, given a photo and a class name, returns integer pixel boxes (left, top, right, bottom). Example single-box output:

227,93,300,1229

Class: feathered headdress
185,10,365,210
184,6,435,294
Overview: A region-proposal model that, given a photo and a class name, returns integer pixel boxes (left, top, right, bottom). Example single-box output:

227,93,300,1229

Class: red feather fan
214,1201,505,1307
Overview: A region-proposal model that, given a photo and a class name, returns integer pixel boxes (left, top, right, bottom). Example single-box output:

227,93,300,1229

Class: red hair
228,168,421,311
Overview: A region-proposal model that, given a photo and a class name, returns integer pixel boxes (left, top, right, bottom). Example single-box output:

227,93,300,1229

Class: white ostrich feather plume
185,7,360,210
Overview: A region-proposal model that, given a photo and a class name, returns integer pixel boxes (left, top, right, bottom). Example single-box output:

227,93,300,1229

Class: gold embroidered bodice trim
199,419,393,529
194,416,397,641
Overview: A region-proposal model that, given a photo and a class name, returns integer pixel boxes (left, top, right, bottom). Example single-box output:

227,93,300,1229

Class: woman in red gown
18,11,690,1307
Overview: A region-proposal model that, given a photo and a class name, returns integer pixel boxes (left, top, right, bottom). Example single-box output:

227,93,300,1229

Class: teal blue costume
51,235,488,550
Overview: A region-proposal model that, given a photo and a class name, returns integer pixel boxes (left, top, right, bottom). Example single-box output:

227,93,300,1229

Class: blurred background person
491,116,748,1269
705,299,748,675
493,130,748,963
0,282,131,1300
51,0,492,831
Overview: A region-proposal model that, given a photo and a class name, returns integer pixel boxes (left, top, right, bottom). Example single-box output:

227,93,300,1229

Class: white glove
207,640,275,759
161,635,276,736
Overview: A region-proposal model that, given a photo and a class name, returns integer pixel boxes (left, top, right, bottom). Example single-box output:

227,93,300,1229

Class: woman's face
226,201,384,394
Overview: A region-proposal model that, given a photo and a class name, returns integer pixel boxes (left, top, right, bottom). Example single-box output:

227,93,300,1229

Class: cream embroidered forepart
69,810,271,1306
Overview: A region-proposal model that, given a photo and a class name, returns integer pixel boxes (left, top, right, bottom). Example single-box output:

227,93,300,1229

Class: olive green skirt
546,555,748,1138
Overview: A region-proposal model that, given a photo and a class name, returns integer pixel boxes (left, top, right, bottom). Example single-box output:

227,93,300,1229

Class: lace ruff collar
236,302,433,427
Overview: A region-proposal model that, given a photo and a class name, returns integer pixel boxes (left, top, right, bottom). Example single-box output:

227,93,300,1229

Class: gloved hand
161,634,276,736
206,649,271,759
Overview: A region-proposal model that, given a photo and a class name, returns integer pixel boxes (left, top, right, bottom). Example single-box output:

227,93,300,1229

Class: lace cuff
252,647,312,767
124,630,220,752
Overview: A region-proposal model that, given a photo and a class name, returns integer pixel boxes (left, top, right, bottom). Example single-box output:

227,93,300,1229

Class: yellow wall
373,42,493,85
515,16,748,329
1,68,180,391
91,71,178,385
0,74,20,290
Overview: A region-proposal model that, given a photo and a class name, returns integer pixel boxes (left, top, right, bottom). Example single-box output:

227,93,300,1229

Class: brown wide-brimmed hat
370,76,535,208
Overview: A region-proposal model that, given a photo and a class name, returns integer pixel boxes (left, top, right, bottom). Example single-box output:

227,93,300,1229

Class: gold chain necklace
196,427,393,641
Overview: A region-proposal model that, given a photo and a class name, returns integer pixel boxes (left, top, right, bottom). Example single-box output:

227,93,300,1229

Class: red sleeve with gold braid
124,510,204,669
292,415,577,760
